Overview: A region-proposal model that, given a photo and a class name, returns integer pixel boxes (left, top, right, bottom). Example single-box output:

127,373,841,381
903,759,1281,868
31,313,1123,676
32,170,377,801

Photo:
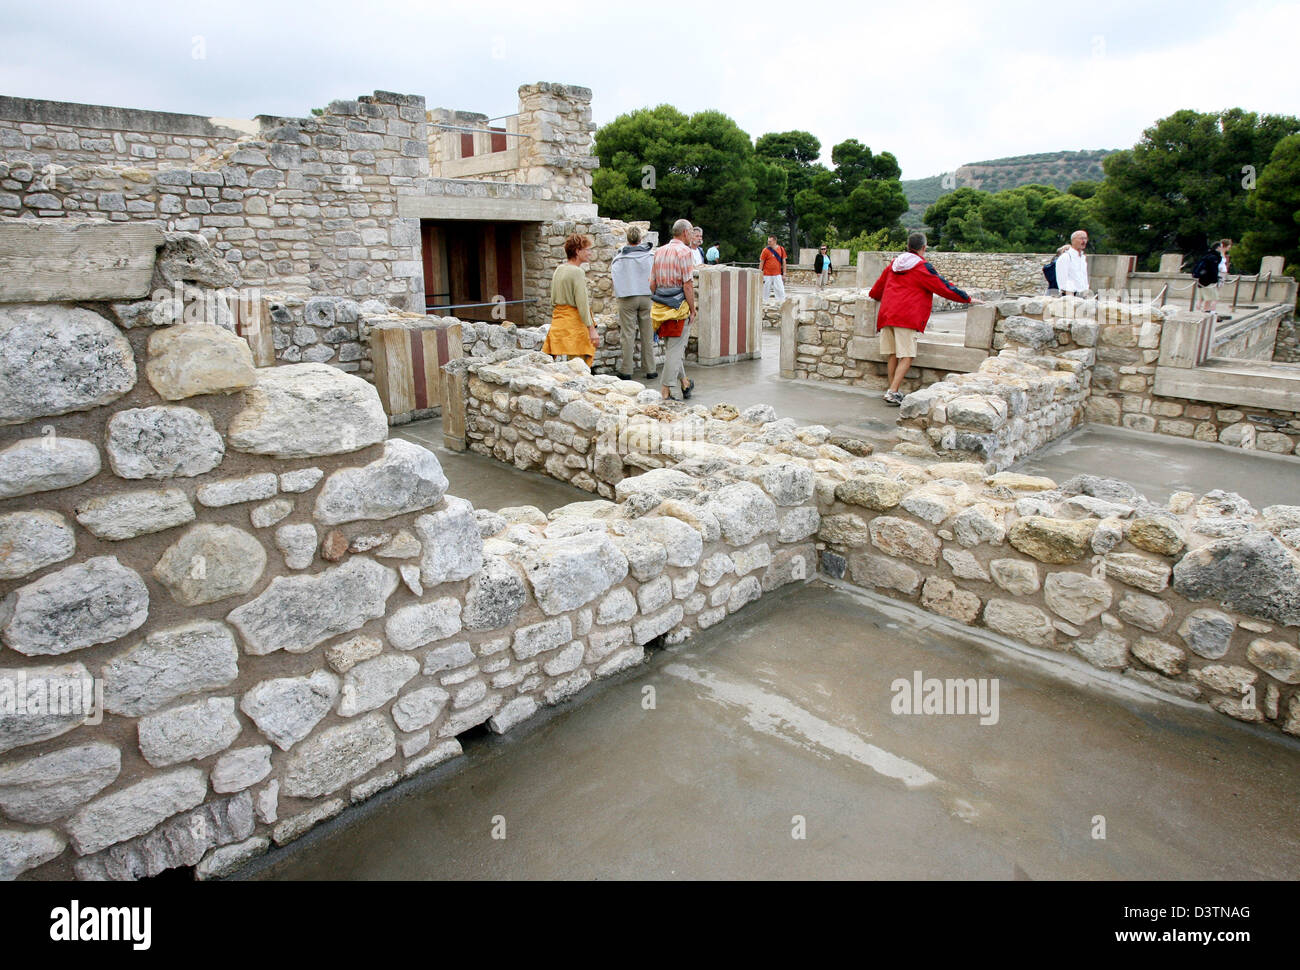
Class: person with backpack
1042,244,1070,294
814,245,833,288
1054,230,1089,296
760,235,787,302
1193,239,1232,312
649,219,697,401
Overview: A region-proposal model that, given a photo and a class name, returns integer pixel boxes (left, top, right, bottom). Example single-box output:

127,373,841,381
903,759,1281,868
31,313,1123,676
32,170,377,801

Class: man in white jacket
1055,230,1089,296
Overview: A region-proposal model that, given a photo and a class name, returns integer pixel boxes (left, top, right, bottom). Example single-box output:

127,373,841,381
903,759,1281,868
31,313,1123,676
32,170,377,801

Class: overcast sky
3,0,1297,178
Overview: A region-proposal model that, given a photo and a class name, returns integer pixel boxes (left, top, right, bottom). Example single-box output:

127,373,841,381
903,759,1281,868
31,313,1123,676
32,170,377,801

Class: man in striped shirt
650,219,697,400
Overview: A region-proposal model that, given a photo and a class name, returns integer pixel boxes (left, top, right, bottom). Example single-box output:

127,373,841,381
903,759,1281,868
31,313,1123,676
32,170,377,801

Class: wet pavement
246,581,1300,881
1015,425,1300,509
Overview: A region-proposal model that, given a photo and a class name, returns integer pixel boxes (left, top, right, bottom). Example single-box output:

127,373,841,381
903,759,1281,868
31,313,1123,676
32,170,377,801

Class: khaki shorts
879,326,918,357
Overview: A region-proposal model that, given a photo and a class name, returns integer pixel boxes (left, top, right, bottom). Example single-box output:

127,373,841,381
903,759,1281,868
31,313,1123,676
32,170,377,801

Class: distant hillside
901,149,1116,227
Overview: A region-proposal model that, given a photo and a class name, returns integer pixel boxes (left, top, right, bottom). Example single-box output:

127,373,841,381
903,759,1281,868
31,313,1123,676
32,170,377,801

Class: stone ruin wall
446,347,1300,746
0,92,429,324
0,255,815,882
857,251,1056,296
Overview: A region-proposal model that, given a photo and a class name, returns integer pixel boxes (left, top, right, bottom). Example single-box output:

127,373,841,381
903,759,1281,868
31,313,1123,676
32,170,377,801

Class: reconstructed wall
448,344,1300,744
817,463,1300,735
0,92,429,318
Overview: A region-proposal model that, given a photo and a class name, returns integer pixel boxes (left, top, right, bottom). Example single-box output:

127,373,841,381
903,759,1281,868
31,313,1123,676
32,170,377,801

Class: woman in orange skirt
543,233,601,366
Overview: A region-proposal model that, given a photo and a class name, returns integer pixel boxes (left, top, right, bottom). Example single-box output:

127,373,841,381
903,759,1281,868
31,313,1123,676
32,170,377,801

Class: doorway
420,220,526,322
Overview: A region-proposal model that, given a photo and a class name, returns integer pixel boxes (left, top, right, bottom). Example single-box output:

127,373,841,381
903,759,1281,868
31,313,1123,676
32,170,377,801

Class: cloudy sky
3,0,1297,178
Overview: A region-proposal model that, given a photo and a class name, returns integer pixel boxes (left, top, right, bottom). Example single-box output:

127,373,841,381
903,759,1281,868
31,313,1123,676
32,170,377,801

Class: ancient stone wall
0,262,816,882
0,95,250,173
859,251,1055,295
0,92,429,316
817,465,1300,738
1082,302,1300,456
894,296,1101,467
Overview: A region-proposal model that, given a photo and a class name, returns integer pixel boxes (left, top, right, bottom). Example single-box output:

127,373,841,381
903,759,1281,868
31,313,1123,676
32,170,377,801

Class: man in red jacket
868,231,980,405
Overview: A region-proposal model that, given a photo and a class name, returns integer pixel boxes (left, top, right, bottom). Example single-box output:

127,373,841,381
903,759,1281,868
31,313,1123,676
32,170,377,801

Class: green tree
924,184,1101,252
754,130,822,249
1094,108,1300,269
593,106,783,262
785,138,907,248
1237,133,1300,275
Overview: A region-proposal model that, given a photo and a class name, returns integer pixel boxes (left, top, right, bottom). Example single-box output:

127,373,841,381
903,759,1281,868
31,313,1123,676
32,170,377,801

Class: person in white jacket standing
1055,230,1090,296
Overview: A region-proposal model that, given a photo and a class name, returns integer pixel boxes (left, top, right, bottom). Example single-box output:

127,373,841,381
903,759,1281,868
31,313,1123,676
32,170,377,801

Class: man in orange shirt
760,235,786,302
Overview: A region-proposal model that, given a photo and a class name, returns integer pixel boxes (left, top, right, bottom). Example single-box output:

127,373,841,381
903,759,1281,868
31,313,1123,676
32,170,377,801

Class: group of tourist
543,219,700,401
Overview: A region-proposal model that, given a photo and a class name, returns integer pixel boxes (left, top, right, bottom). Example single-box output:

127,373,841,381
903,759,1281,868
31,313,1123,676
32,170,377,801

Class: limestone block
1246,639,1300,684
0,742,120,825
0,436,100,499
415,496,483,586
196,473,278,507
462,556,528,631
315,439,449,525
1116,593,1172,633
227,363,388,458
326,634,383,674
1043,571,1112,624
989,559,1039,596
947,395,1007,432
102,620,239,717
1008,517,1095,563
145,324,256,400
869,516,941,566
272,799,345,847
1192,664,1256,696
138,697,242,767
942,547,990,581
819,513,872,547
699,552,735,587
339,654,420,716
513,616,573,660
1103,552,1171,593
1127,517,1186,556
850,552,920,595
779,506,820,543
635,604,685,642
250,499,293,529
0,660,95,754
75,488,194,541
835,475,906,511
279,467,325,493
154,524,266,607
0,829,65,879
0,304,136,425
240,671,340,750
519,532,628,615
1072,631,1129,669
105,406,224,479
0,510,75,580
385,597,463,651
611,516,703,568
211,745,273,794
274,523,317,570
921,576,981,623
1,557,148,656
65,767,207,856
392,684,451,733
1170,609,1235,660
1132,637,1186,676
488,696,538,733
226,557,398,656
728,462,815,506
704,482,778,546
983,599,1055,647
1172,532,1300,626
283,713,396,798
953,504,1006,547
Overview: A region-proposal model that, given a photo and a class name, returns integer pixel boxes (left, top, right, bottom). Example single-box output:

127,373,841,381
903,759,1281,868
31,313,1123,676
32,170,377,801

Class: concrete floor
245,581,1300,880
1015,425,1300,509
